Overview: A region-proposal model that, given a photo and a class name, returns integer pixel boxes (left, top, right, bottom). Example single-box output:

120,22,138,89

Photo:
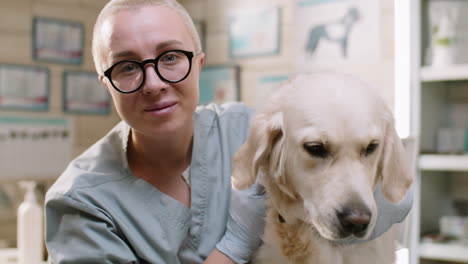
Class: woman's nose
141,65,168,94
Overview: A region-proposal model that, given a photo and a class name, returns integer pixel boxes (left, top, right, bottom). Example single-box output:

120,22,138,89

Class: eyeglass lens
110,50,191,93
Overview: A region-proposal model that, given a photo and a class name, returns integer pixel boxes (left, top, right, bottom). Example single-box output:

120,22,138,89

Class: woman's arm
45,194,139,264
204,249,235,264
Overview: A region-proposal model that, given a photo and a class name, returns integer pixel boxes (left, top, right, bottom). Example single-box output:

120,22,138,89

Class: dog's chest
254,217,397,264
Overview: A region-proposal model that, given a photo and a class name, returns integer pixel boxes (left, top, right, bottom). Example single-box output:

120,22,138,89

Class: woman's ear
98,75,111,92
379,120,413,203
99,74,106,86
196,52,205,74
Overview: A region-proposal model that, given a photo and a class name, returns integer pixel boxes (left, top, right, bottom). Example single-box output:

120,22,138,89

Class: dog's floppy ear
232,110,284,190
378,119,413,203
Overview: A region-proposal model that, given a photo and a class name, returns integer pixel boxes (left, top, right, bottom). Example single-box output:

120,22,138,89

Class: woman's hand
216,184,267,264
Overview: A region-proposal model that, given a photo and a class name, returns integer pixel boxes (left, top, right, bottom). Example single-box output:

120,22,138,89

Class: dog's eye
365,142,379,156
303,143,328,158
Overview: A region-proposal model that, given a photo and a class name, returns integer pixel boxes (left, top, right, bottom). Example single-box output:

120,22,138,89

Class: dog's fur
233,72,413,264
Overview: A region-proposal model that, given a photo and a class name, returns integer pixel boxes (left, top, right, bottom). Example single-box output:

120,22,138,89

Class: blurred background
0,0,467,263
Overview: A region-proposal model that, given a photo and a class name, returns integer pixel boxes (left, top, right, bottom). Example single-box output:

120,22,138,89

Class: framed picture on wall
0,64,49,111
199,65,240,105
33,17,84,64
228,6,281,58
293,0,379,67
63,71,110,115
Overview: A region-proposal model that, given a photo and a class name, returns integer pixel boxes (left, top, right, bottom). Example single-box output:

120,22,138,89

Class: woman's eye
161,53,178,63
365,142,379,156
123,64,138,72
115,62,139,74
303,143,329,158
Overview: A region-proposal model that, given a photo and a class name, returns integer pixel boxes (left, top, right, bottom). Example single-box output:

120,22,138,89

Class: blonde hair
92,0,202,75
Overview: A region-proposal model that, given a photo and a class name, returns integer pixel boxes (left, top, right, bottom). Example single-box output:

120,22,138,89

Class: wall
180,0,396,107
0,0,398,176
0,0,120,159
0,0,119,247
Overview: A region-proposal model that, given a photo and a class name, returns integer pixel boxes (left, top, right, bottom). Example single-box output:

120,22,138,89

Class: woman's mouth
144,102,177,115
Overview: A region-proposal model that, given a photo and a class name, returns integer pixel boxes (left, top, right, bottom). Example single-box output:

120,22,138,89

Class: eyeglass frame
103,49,196,94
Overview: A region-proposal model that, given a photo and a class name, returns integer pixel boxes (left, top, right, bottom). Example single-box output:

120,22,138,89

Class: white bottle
17,181,43,264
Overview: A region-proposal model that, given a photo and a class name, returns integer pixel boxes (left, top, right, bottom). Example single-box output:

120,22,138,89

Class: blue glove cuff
338,182,413,244
216,184,266,263
216,238,250,264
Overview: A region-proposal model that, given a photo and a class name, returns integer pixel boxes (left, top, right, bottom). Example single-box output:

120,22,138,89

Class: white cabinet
413,70,468,264
410,1,468,264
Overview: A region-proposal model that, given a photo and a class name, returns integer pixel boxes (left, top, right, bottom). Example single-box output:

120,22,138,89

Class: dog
305,7,360,58
232,72,413,264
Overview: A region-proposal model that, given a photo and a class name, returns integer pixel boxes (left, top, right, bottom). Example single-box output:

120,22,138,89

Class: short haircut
92,0,202,75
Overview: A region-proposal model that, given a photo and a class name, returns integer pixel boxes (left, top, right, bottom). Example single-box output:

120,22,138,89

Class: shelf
419,242,468,263
420,65,468,82
419,154,468,171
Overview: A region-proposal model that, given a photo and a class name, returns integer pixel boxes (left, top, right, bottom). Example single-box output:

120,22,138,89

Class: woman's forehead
99,6,194,54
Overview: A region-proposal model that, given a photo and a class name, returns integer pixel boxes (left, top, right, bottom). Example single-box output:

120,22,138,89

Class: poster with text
33,17,84,64
0,64,49,111
63,71,110,115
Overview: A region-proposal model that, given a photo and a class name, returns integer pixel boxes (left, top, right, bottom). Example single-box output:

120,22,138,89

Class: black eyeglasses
104,49,195,94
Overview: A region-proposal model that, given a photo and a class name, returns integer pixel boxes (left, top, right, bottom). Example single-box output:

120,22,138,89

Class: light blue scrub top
45,103,253,264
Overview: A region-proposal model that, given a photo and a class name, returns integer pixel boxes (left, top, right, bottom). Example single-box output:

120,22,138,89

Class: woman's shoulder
195,102,254,125
46,121,130,199
194,102,254,148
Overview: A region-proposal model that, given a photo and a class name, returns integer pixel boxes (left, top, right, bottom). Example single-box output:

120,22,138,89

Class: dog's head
233,72,412,241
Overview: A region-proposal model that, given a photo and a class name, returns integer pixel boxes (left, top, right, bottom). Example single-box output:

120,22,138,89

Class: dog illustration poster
294,0,379,65
199,66,240,105
228,7,280,58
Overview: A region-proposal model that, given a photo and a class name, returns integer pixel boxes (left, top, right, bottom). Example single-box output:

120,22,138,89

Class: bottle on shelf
17,181,43,264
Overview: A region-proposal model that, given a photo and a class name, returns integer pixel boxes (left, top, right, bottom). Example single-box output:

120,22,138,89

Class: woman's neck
127,124,193,179
127,125,193,208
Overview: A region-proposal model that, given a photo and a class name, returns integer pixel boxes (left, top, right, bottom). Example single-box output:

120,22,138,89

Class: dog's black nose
337,205,371,237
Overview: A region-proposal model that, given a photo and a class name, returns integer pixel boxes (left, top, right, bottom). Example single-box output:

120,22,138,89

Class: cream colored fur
232,72,413,264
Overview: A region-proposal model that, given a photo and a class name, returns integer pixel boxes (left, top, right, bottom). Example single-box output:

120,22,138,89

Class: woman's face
98,5,204,138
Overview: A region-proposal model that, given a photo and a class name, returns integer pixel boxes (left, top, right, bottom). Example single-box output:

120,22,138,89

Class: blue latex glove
339,182,414,244
368,183,413,240
216,184,266,264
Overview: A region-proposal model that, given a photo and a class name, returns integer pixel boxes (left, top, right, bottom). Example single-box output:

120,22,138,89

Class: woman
45,0,264,263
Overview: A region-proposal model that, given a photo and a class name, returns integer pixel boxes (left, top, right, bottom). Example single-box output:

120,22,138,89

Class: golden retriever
233,72,413,264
